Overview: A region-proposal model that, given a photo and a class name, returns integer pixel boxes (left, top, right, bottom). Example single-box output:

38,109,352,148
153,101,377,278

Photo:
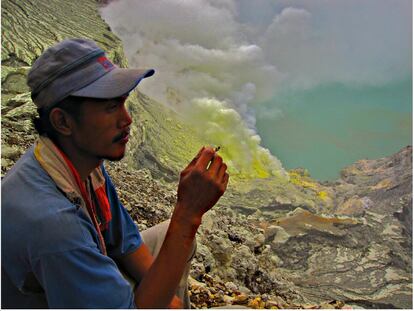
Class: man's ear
49,108,74,136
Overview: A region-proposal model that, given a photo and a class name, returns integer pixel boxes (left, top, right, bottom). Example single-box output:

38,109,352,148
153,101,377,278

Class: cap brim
70,68,155,98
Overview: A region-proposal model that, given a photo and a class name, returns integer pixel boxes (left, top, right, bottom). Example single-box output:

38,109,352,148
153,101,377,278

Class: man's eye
107,103,119,111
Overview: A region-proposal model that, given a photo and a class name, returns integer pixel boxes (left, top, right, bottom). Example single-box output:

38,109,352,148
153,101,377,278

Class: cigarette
215,146,221,152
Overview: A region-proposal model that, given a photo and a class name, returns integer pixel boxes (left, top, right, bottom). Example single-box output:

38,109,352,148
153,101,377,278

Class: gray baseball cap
27,38,155,109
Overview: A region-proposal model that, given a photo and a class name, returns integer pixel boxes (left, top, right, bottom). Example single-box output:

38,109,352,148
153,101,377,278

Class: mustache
112,129,130,143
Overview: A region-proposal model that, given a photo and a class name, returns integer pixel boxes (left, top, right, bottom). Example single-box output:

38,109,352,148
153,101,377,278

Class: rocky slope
106,146,412,309
1,0,127,173
2,0,412,308
197,147,412,309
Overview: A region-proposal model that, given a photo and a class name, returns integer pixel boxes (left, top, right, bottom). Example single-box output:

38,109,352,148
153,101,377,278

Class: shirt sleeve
101,165,143,259
32,246,136,308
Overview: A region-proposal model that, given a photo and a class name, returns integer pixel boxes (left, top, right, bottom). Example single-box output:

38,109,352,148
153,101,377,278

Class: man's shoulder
3,146,50,185
2,147,99,258
2,146,89,237
2,146,66,208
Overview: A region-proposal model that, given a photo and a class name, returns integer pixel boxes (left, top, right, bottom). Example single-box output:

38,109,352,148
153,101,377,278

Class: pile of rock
189,274,290,309
106,145,413,309
105,160,354,309
106,161,295,308
106,161,176,230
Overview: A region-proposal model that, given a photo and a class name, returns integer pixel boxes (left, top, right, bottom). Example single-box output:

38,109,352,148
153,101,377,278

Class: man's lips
113,129,130,143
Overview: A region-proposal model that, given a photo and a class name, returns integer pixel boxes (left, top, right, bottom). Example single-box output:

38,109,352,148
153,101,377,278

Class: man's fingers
195,147,216,170
184,146,205,170
208,154,223,176
185,147,228,188
195,146,205,157
222,172,229,189
217,163,227,180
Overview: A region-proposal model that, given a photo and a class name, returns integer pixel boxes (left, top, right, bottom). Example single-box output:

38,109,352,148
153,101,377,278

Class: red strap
95,185,111,231
56,148,108,255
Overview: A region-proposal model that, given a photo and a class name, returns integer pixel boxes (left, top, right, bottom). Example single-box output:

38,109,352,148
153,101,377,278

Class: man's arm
122,146,228,308
119,243,153,282
119,243,183,308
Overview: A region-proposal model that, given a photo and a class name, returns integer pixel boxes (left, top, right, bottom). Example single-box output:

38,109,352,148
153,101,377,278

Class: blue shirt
1,147,143,308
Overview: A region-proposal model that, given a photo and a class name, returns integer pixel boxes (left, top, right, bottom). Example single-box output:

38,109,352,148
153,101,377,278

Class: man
1,38,229,308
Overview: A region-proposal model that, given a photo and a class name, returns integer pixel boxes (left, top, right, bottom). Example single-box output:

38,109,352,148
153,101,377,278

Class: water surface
256,79,412,181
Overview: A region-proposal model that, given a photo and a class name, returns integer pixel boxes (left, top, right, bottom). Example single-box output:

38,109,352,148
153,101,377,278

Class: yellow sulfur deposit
317,191,329,200
248,296,266,309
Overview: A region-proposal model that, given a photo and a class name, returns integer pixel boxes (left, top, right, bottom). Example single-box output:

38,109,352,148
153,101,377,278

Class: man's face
70,96,132,162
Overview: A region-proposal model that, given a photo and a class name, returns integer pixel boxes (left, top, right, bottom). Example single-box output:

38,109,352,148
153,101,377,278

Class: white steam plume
100,0,285,178
100,0,411,177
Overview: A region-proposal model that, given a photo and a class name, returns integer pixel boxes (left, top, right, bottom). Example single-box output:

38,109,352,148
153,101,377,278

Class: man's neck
53,138,101,181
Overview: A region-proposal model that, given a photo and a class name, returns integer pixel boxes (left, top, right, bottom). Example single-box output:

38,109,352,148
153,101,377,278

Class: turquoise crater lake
255,79,412,181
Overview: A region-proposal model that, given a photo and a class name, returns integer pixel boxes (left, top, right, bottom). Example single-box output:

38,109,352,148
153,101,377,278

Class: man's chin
100,152,125,162
97,145,127,162
104,155,125,162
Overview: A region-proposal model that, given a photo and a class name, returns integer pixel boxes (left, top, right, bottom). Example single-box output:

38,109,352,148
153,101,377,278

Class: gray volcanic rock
186,147,412,309
327,146,412,308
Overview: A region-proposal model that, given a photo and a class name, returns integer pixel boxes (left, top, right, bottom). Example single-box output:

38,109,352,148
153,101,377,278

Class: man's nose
119,104,132,128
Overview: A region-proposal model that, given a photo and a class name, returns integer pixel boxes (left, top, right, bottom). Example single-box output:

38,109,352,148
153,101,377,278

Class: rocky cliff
2,0,412,308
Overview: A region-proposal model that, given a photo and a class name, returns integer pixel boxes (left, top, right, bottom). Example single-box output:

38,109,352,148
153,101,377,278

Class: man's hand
132,147,228,308
175,146,229,225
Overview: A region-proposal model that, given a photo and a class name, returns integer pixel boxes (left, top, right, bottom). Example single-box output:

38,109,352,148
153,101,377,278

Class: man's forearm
119,243,154,284
133,203,200,308
126,146,228,308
